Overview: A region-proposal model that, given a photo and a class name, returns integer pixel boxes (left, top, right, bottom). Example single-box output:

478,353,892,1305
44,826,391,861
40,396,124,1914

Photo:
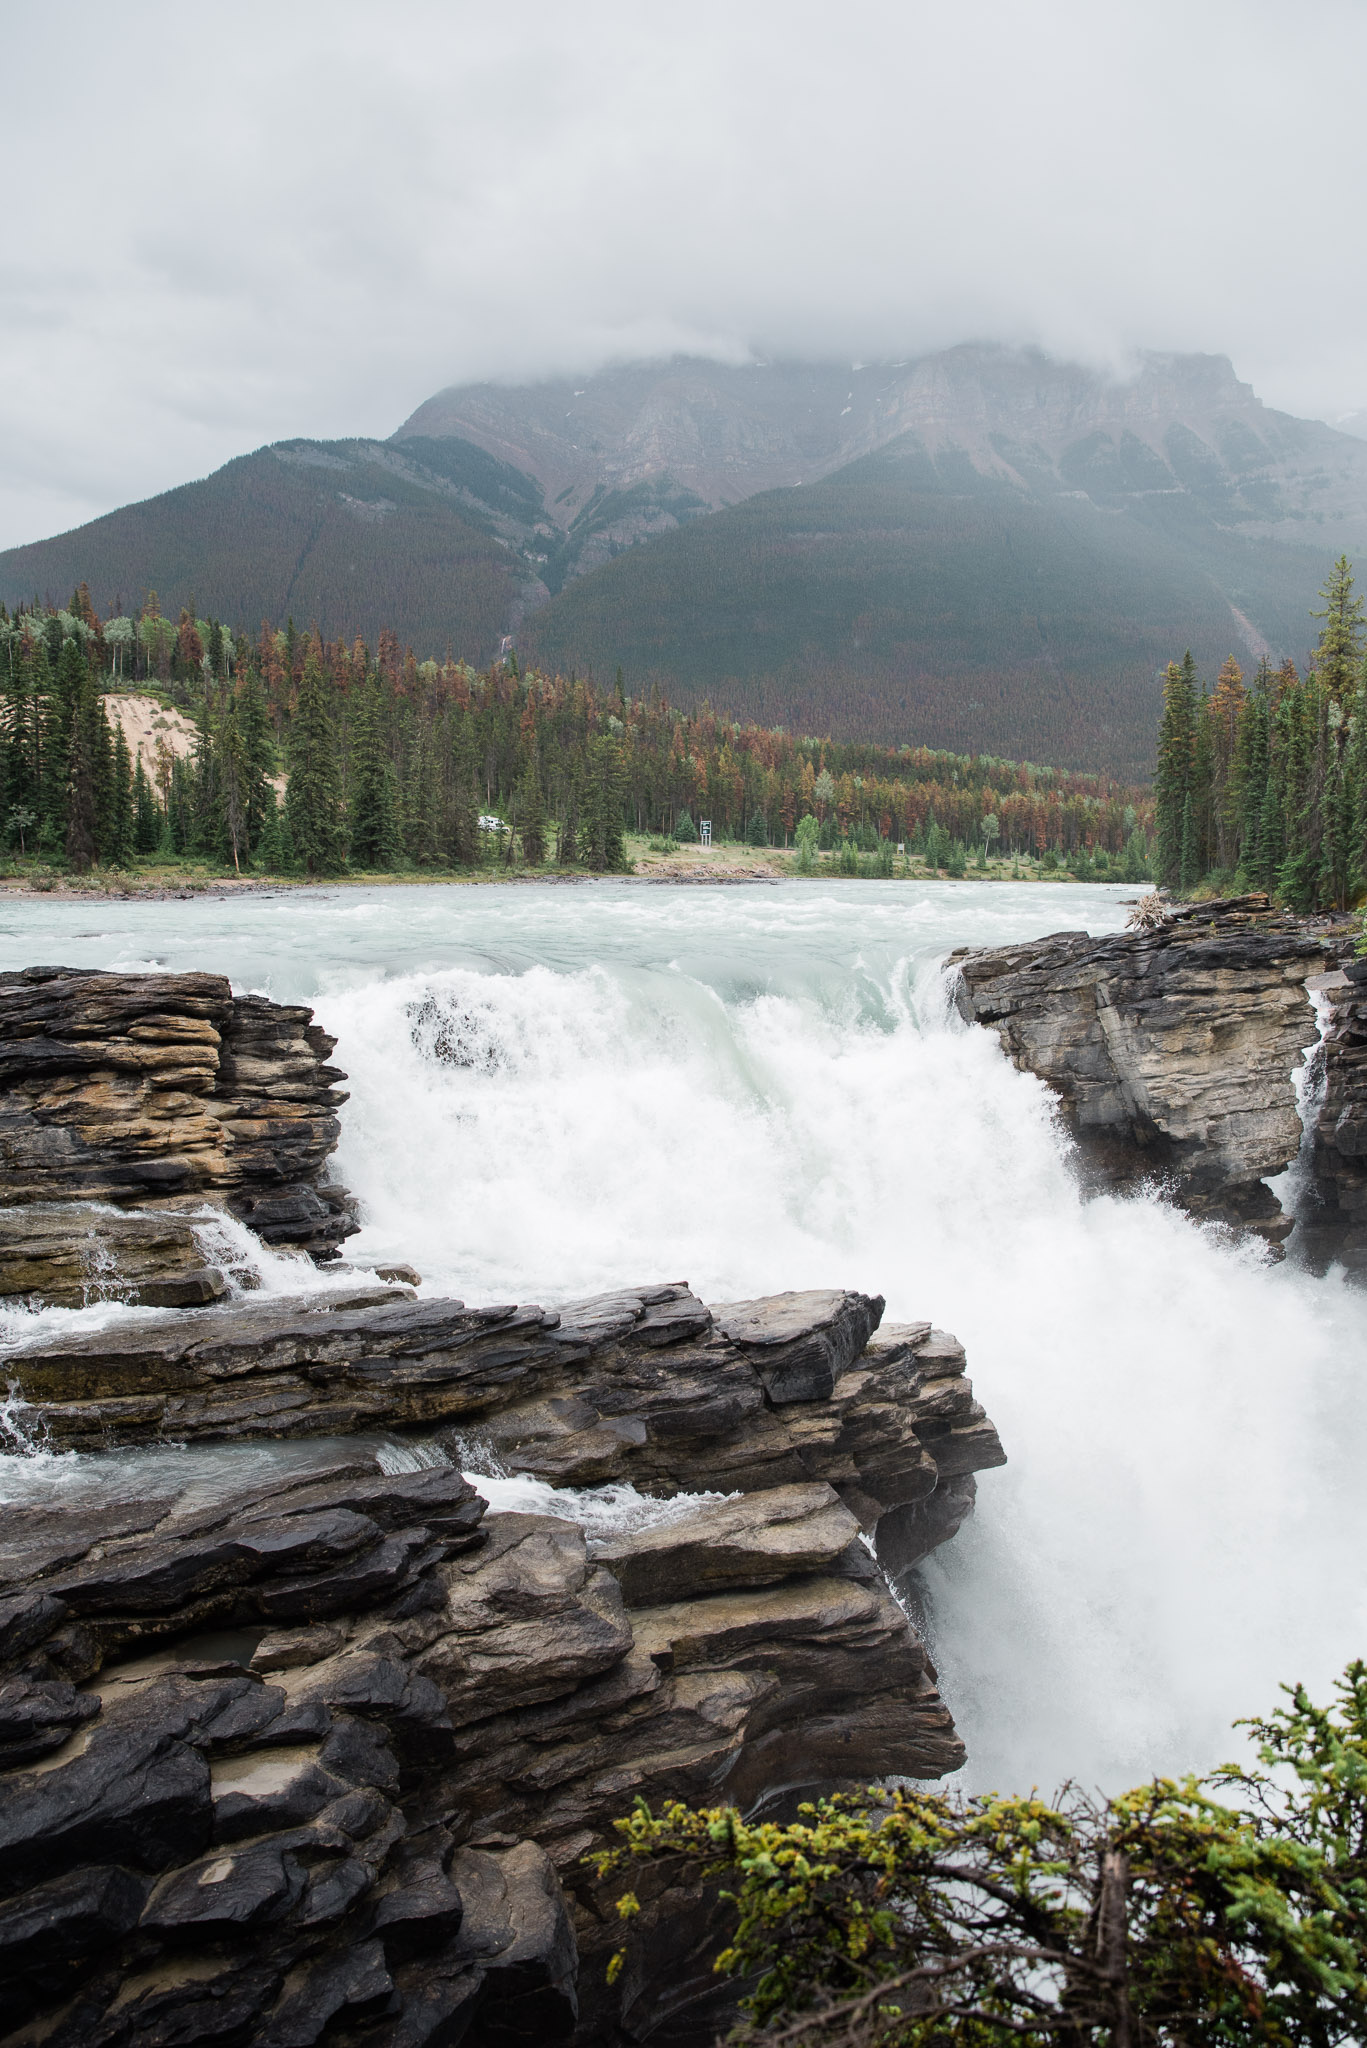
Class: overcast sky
5,0,1365,549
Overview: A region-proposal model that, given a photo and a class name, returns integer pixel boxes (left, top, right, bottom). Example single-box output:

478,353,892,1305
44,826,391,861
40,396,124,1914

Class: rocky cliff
951,897,1367,1258
0,1286,1003,2048
0,967,1007,2046
1296,960,1367,1271
0,966,358,1288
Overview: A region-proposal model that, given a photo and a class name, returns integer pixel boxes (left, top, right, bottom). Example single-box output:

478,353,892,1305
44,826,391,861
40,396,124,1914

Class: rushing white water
2,879,1365,1795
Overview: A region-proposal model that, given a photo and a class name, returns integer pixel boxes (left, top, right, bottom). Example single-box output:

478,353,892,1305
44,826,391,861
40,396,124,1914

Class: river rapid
2,877,1364,1797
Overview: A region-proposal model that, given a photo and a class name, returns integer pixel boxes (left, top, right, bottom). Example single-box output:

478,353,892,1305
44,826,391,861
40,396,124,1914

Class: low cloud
5,0,1364,548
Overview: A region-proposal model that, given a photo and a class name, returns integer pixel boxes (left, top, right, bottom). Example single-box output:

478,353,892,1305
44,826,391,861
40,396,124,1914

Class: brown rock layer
0,967,357,1268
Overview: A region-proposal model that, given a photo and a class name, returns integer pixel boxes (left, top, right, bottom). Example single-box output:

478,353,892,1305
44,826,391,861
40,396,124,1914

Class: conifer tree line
0,586,1152,876
1155,556,1367,909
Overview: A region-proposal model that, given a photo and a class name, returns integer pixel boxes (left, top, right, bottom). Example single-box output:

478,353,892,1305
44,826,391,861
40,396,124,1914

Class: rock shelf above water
951,896,1367,1257
0,965,1007,2043
0,1284,1004,2048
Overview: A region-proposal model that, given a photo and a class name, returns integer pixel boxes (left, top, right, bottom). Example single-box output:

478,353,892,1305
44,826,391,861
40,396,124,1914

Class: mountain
450,348,1367,774
0,436,553,656
7,345,1367,774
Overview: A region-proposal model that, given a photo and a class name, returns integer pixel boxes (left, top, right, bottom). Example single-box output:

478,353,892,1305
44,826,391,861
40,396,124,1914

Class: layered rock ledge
0,968,1007,2041
0,1285,1004,2048
0,967,357,1284
951,896,1365,1255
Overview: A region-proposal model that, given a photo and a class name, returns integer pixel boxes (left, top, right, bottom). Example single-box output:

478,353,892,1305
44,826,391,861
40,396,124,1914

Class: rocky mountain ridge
5,344,1366,776
398,346,1367,559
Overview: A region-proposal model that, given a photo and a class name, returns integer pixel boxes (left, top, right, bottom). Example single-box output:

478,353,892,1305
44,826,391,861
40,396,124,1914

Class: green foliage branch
594,1663,1367,2046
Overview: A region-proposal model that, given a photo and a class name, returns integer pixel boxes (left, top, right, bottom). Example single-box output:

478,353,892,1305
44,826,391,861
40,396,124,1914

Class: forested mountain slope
517,428,1334,775
0,438,551,657
7,347,1367,774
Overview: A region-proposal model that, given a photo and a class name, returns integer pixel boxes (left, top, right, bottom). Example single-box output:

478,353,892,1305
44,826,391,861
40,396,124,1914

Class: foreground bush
596,1663,1367,2044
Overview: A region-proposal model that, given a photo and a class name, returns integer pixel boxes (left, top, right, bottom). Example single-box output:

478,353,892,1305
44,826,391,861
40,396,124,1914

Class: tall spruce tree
285,653,347,875
581,736,629,872
133,759,161,853
63,671,100,871
1154,654,1197,889
1310,556,1366,703
517,753,547,867
108,725,135,865
348,678,402,869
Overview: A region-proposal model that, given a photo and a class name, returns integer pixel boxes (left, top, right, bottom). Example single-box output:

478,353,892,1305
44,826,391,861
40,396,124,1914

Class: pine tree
1154,655,1197,890
64,672,100,872
256,793,285,872
581,736,629,872
446,711,481,868
133,759,161,853
285,652,347,875
1235,680,1270,887
108,725,135,865
1275,675,1318,909
348,678,402,869
1310,555,1365,703
236,675,276,856
517,754,546,867
1347,674,1367,892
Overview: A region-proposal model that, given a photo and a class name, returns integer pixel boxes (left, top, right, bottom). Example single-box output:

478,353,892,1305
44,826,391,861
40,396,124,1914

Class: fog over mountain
5,0,1367,550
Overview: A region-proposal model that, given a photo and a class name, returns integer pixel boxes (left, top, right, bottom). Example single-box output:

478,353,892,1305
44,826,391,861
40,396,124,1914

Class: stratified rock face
951,899,1349,1244
6,1287,1003,1538
0,1205,232,1310
1298,963,1367,1270
0,967,357,1267
0,1287,1004,2046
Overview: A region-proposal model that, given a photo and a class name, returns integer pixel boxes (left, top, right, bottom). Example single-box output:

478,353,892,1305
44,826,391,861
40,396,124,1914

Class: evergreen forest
0,588,1153,883
1154,556,1367,910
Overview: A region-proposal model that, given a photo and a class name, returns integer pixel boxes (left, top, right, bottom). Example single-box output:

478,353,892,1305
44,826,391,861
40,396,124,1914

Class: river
2,877,1364,1796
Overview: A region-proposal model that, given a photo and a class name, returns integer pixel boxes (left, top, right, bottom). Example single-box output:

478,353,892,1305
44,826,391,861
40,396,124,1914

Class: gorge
1,879,1366,2041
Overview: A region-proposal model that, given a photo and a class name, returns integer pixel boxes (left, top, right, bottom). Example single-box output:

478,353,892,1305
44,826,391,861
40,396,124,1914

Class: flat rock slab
589,1482,860,1605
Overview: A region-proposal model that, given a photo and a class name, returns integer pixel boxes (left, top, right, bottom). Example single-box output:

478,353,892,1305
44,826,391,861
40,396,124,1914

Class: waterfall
2,880,1365,1794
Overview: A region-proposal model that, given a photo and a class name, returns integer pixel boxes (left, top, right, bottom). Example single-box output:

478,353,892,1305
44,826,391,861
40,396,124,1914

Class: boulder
0,1204,230,1310
588,1483,860,1605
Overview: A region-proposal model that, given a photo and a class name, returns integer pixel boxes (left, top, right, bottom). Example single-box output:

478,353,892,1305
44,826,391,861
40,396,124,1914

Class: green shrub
598,1662,1367,2047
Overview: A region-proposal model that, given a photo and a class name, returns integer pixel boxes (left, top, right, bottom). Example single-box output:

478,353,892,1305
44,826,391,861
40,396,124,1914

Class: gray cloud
4,0,1364,548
